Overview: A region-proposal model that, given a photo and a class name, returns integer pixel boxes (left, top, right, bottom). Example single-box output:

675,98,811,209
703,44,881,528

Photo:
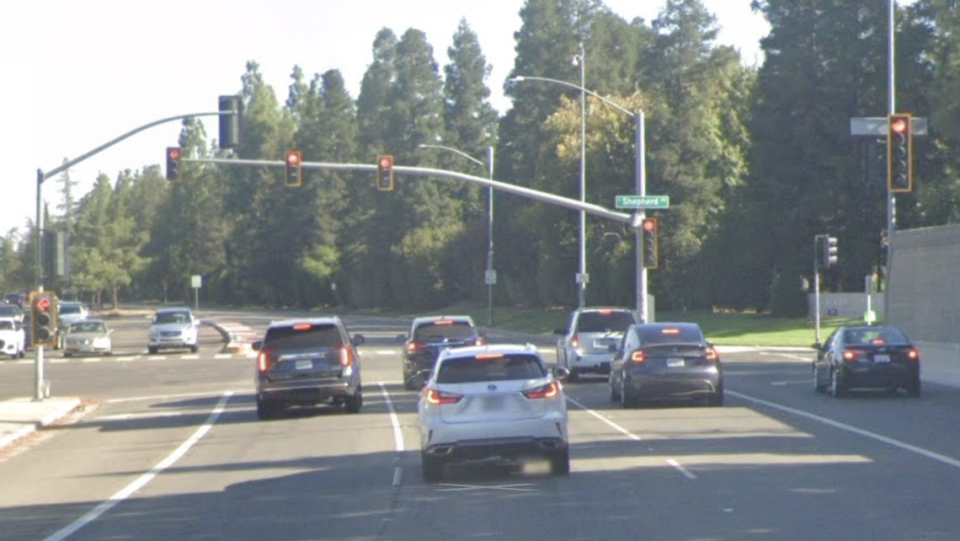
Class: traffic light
42,229,69,281
166,147,182,182
821,235,838,268
888,113,913,192
377,155,395,191
285,150,303,187
641,218,658,269
30,291,58,348
218,95,242,149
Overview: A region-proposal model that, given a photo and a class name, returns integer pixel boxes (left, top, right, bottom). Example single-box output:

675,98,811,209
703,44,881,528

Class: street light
508,74,651,322
419,143,496,327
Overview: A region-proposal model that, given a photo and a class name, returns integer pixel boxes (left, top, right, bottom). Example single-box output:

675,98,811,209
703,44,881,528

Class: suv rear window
576,311,633,333
437,354,545,384
154,311,190,324
414,321,476,342
265,324,343,350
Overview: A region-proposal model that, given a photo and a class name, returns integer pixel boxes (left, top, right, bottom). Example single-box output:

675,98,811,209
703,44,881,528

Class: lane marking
667,459,697,479
565,396,642,441
106,390,240,404
437,483,537,492
40,392,233,541
729,390,960,469
98,412,185,421
375,350,397,355
379,382,405,454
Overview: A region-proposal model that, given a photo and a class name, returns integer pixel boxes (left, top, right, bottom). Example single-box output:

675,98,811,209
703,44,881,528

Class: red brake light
293,323,312,331
598,309,613,315
907,348,920,360
630,350,645,363
406,342,420,353
475,353,504,360
871,338,886,345
523,381,560,399
571,335,580,349
662,328,681,335
705,347,719,362
340,347,354,367
424,388,462,405
434,320,454,326
842,349,860,362
257,350,272,372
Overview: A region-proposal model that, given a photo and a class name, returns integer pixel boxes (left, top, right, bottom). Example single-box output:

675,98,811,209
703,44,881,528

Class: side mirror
352,334,365,347
251,340,262,351
553,366,571,381
396,334,408,344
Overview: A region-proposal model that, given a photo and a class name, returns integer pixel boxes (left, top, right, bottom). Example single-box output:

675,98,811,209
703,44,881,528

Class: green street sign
615,195,670,209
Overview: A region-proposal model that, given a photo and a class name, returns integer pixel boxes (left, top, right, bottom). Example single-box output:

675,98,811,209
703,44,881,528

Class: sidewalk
0,396,81,452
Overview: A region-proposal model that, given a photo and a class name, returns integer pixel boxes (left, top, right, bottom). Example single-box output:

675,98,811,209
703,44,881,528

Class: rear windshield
265,324,343,350
637,326,704,345
60,305,83,315
0,305,21,315
0,320,14,330
576,311,634,333
154,311,190,324
414,321,476,342
843,327,909,345
437,354,545,384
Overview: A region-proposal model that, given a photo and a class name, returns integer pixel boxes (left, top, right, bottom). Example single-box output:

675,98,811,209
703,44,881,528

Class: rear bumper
421,412,567,458
568,352,614,373
839,363,919,388
624,371,722,401
257,378,359,405
424,436,567,461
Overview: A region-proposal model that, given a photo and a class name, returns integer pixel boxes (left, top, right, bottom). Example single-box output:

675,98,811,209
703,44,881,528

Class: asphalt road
1,312,959,540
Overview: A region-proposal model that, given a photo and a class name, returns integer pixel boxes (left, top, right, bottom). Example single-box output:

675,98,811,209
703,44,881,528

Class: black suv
253,317,365,419
397,315,484,389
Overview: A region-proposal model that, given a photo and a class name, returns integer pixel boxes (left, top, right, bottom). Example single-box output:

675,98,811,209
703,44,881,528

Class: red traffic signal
29,291,59,347
888,113,913,193
165,147,182,182
377,155,395,191
641,218,659,269
285,150,303,187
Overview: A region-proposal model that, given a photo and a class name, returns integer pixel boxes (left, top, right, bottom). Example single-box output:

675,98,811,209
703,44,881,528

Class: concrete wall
808,293,884,320
888,223,960,343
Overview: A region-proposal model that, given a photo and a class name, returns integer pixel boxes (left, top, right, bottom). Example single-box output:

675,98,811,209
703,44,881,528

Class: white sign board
191,275,202,289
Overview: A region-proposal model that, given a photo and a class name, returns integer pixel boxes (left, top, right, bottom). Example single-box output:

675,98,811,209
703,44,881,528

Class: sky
1,0,769,236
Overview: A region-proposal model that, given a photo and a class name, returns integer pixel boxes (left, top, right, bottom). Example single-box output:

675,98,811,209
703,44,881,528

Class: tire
344,387,363,413
191,345,199,353
830,368,847,398
620,376,635,409
813,363,827,393
256,398,277,420
906,377,921,398
567,367,580,383
609,376,621,402
17,348,25,359
422,453,444,483
707,388,724,407
148,346,158,355
550,448,571,476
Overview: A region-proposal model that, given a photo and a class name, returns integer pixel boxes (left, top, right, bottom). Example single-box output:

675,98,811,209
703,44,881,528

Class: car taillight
842,349,860,362
424,388,462,405
474,336,486,346
906,348,920,361
341,347,354,367
523,381,561,400
571,335,580,349
406,342,420,354
630,350,645,363
705,347,719,362
257,350,272,372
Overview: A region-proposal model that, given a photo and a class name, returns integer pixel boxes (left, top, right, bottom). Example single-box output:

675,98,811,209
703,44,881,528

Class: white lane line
106,390,239,404
82,359,102,363
379,382,406,487
41,392,233,541
565,396,642,441
667,459,697,479
50,359,69,364
729,390,960,470
375,350,398,355
98,412,185,421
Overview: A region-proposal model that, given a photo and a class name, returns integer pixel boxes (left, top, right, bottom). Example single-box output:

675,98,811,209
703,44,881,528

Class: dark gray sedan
608,322,723,408
813,325,921,397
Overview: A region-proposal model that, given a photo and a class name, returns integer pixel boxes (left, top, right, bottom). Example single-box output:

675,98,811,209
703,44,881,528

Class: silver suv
253,317,365,419
554,307,639,382
147,307,199,354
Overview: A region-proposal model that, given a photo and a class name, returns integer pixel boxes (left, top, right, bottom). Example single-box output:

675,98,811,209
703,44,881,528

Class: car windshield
414,321,476,342
264,324,343,349
154,311,191,324
60,305,83,315
70,322,106,333
0,320,14,330
576,311,633,333
436,353,545,384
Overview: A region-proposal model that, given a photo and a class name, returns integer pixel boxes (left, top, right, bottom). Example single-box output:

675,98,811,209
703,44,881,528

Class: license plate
666,358,684,367
295,360,313,370
873,354,890,363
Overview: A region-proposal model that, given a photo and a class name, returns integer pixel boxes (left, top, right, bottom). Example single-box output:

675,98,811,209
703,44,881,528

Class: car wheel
830,368,847,398
421,453,444,483
620,376,635,409
906,377,921,398
567,367,580,383
17,348,25,359
191,345,199,353
550,448,571,476
344,387,363,413
63,352,72,358
813,363,825,393
148,346,158,355
609,375,621,402
256,398,278,420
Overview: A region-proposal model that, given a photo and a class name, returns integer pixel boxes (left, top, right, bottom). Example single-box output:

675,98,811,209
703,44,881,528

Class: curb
0,397,81,451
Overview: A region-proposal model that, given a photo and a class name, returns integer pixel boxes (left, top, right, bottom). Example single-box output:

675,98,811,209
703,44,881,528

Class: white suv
554,307,638,381
148,307,199,354
417,343,570,482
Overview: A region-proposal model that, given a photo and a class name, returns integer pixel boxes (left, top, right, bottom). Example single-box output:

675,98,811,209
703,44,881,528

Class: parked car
62,319,113,357
147,307,199,354
554,307,639,381
0,319,26,359
813,325,921,397
397,315,485,389
253,317,365,419
417,343,570,482
608,322,723,408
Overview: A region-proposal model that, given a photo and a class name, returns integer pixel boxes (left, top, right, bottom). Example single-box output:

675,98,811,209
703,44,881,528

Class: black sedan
813,325,921,397
608,322,723,408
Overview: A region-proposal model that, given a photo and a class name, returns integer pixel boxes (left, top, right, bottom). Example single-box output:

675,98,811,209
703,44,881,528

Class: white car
417,343,570,482
148,307,199,354
0,318,26,358
554,307,639,381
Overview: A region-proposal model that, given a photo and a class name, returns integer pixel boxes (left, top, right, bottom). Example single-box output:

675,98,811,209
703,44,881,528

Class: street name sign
615,195,670,209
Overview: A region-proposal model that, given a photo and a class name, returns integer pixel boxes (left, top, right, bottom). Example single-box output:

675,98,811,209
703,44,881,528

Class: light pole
509,75,651,322
574,42,588,308
419,144,496,327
